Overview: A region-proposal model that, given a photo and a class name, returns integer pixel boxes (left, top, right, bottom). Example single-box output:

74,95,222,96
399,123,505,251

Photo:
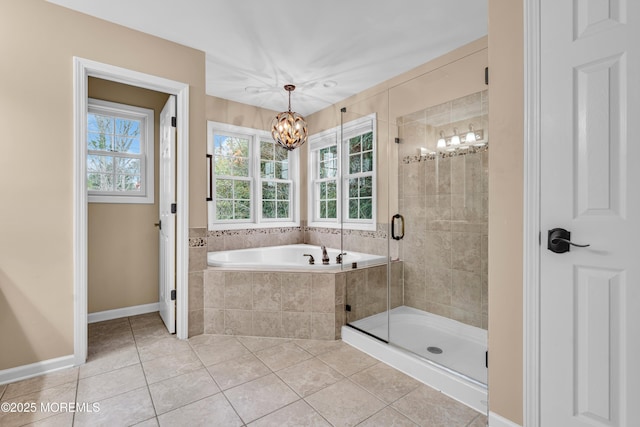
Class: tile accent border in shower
402,143,489,164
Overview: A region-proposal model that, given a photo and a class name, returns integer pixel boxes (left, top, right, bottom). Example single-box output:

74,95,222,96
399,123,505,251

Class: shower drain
427,346,443,354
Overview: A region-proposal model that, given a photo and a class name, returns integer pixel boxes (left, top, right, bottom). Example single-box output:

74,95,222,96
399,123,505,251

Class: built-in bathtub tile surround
188,227,208,336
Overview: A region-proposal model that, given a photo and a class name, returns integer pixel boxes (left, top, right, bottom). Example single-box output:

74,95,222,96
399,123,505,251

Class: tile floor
0,313,487,427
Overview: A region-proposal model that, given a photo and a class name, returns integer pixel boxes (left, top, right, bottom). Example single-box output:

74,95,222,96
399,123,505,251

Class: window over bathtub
207,121,300,230
308,113,376,231
87,99,154,204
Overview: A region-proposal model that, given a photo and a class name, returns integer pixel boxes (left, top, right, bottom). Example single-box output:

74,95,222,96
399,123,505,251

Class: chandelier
271,84,308,151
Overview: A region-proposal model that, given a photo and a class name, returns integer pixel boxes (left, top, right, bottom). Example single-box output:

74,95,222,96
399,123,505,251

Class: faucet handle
336,252,347,264
303,254,315,265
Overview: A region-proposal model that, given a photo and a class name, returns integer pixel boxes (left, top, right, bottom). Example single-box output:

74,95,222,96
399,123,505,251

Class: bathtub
207,243,386,270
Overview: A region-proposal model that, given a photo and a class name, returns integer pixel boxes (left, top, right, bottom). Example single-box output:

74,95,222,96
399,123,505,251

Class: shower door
390,90,489,387
340,106,390,343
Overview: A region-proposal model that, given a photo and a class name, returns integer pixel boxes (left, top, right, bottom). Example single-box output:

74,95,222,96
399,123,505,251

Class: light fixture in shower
437,131,446,149
450,128,461,146
465,124,477,143
435,124,487,152
271,84,308,151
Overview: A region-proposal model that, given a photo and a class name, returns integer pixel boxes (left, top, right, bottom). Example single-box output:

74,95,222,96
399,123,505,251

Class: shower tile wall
398,91,488,329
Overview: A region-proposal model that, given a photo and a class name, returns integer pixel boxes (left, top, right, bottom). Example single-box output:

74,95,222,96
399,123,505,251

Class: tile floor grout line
128,315,161,419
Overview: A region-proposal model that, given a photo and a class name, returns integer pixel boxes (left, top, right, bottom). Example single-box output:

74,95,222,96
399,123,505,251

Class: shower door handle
391,214,405,240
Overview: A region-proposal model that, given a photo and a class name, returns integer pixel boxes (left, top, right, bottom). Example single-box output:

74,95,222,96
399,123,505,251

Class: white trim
0,355,75,386
523,1,541,426
87,98,155,204
87,303,160,323
489,411,523,427
73,58,191,370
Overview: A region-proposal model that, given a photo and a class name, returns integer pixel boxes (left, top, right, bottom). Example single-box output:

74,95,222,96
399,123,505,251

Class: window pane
235,200,251,219
327,200,337,218
88,133,113,151
275,161,288,180
349,178,359,198
87,173,113,191
217,200,233,219
360,176,373,197
232,157,250,177
214,156,234,176
260,141,274,160
349,136,362,154
349,199,359,219
349,154,361,174
320,201,327,218
116,157,141,175
234,180,251,200
261,161,275,178
216,179,233,199
362,151,373,172
274,145,289,161
115,137,141,154
262,182,276,199
214,135,249,157
116,174,141,192
87,155,113,173
327,181,337,199
362,132,373,151
319,182,327,199
115,118,140,138
262,200,276,218
88,114,113,134
277,182,289,200
277,202,289,218
360,198,373,219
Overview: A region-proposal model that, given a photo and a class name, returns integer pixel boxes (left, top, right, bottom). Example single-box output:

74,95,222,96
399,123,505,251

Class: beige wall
87,78,169,313
488,0,524,424
0,0,205,370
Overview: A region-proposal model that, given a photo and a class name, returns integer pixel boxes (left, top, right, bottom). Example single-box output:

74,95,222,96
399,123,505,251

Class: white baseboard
88,302,159,323
0,355,75,386
489,412,522,427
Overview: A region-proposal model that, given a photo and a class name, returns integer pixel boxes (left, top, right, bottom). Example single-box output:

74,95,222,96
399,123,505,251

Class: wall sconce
465,124,477,143
437,131,446,149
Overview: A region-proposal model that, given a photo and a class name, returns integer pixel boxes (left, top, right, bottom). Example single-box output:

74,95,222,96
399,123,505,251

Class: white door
540,1,640,426
159,96,176,333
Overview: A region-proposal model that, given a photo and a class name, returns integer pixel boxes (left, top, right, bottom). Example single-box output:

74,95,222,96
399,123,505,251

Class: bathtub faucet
336,252,347,264
321,245,330,265
303,254,315,265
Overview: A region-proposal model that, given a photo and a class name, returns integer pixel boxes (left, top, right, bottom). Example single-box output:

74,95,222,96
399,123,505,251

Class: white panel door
540,1,639,426
158,96,176,334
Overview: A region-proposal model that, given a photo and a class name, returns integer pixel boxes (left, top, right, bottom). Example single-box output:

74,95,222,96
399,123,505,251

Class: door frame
72,57,190,365
523,0,541,426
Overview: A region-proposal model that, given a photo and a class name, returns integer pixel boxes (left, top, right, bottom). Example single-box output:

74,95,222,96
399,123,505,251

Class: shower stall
332,77,489,412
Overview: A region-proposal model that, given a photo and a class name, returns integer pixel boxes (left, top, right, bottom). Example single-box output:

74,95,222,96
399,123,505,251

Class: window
208,121,299,229
308,114,376,230
87,99,154,204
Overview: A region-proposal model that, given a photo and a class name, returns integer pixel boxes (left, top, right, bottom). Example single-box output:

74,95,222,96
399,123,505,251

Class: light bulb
451,128,460,146
437,131,446,149
465,124,476,144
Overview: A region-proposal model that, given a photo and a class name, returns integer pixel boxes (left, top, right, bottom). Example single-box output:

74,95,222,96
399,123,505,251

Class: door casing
73,57,190,365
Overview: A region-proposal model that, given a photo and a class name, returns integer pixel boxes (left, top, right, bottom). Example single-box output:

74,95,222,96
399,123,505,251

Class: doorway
73,57,190,366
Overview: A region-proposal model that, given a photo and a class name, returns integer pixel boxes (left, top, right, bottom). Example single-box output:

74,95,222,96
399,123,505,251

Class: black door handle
548,228,590,253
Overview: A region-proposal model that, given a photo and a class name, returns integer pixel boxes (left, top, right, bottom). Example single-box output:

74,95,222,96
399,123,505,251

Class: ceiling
48,0,487,116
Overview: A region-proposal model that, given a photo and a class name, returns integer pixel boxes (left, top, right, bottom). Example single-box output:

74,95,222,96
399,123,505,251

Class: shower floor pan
343,306,487,413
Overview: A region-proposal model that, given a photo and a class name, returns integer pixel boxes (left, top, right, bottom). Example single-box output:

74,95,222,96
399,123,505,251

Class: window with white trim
87,99,154,204
207,121,299,230
308,114,376,230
